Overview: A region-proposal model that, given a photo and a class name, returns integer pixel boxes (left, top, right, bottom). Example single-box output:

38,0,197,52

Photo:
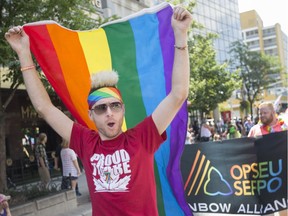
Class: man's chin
106,131,122,139
261,120,273,126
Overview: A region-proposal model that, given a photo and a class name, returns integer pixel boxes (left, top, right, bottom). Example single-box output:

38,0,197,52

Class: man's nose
105,106,113,115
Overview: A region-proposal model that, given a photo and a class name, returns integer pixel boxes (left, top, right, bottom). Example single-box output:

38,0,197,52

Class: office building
240,10,288,114
240,10,288,95
93,0,153,18
192,0,242,69
185,0,243,120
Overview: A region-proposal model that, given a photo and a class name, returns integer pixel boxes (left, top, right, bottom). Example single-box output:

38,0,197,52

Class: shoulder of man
247,124,261,137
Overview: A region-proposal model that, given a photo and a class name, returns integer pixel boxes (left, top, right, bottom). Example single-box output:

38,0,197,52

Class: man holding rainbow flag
5,5,192,216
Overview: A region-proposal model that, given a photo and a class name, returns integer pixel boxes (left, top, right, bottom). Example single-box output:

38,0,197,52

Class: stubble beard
261,114,274,126
99,122,123,140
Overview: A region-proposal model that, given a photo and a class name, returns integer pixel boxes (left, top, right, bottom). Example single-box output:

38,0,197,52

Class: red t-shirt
70,116,166,216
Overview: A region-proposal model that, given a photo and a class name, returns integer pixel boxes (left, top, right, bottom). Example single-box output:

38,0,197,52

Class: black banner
181,131,287,215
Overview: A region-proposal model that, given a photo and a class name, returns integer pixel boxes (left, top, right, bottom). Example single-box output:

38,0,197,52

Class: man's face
89,97,125,140
259,106,275,126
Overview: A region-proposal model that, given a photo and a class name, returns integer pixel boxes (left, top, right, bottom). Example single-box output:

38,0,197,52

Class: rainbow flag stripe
23,3,190,216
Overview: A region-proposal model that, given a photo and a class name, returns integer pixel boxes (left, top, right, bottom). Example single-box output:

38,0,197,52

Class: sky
238,0,288,35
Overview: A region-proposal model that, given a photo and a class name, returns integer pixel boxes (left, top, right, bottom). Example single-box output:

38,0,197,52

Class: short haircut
37,133,47,143
258,102,275,112
61,139,69,148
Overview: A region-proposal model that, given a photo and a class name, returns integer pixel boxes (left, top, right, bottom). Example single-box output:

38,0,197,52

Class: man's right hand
5,26,30,56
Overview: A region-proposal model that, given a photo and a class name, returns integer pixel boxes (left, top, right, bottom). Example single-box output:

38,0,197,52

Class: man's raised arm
5,26,73,142
152,6,192,134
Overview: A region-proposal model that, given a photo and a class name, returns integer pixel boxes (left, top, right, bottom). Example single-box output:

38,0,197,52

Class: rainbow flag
23,2,190,216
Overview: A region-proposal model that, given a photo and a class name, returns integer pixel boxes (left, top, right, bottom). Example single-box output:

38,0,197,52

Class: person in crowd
215,119,224,135
4,6,192,215
53,142,62,172
218,120,228,140
0,194,11,216
248,103,288,216
185,126,193,144
235,119,244,137
226,121,238,139
208,121,215,136
253,115,259,125
243,116,254,136
54,141,81,196
248,102,288,137
34,133,51,189
192,120,200,141
213,132,221,141
60,140,82,196
200,119,212,142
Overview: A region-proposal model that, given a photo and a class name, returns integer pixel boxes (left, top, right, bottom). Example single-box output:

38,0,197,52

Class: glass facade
192,0,242,70
149,0,242,69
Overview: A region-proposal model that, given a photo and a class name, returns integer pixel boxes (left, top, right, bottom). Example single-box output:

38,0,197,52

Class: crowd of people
186,116,253,144
30,132,82,196
186,102,288,144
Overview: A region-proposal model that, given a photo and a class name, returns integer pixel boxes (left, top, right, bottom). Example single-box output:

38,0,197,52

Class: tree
166,0,237,119
188,34,239,119
229,41,282,118
0,0,117,192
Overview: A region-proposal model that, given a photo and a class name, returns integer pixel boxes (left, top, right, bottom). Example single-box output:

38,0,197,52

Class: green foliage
188,34,240,115
0,0,118,93
240,100,250,113
229,41,282,116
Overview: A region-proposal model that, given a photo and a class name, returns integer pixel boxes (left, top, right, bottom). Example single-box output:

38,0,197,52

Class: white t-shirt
185,131,192,144
61,148,78,177
200,124,212,137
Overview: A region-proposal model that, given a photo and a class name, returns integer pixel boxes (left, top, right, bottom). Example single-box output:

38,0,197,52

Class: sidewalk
55,173,92,216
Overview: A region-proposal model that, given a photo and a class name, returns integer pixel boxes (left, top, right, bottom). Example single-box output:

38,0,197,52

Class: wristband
21,65,35,72
174,44,187,50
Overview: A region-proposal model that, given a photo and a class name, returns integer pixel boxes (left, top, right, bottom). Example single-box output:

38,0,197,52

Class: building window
246,29,259,39
247,40,259,48
264,38,276,47
264,48,278,56
263,28,275,37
